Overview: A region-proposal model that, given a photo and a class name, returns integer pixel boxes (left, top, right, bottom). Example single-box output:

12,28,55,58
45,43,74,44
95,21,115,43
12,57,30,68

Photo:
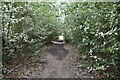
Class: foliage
2,2,59,67
64,2,120,77
1,2,120,78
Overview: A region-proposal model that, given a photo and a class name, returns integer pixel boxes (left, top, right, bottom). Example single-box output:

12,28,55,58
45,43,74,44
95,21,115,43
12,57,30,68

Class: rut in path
40,44,78,78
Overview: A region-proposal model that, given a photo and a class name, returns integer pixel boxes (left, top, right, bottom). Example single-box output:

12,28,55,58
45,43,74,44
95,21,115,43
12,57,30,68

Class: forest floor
4,44,96,78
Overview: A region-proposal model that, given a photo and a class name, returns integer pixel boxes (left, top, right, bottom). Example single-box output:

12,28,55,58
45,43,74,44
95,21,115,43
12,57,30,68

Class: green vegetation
1,2,120,78
64,2,120,77
2,2,58,64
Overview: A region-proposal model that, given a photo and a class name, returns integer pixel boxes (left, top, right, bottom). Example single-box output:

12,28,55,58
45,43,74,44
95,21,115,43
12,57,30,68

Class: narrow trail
40,44,78,78
18,44,95,78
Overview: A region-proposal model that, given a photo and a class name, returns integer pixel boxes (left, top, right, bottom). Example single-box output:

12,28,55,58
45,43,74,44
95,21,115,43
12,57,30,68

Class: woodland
1,2,120,79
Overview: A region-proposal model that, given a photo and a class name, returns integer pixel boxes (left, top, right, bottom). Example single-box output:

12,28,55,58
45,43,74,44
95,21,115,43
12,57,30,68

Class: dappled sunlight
1,1,120,79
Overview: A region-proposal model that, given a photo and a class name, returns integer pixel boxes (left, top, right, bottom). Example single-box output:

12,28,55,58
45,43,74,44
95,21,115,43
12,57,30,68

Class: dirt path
40,44,78,78
17,44,95,78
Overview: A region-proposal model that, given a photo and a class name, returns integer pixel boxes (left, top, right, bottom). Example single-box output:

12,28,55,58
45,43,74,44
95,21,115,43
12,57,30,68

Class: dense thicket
64,2,120,77
2,2,59,65
1,2,120,77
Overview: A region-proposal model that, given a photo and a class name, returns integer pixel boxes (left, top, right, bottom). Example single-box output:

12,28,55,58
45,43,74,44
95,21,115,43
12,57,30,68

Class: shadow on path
46,44,69,60
40,44,78,78
18,44,95,78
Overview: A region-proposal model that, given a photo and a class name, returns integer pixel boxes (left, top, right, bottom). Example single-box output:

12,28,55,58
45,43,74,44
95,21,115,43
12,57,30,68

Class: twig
8,64,22,74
